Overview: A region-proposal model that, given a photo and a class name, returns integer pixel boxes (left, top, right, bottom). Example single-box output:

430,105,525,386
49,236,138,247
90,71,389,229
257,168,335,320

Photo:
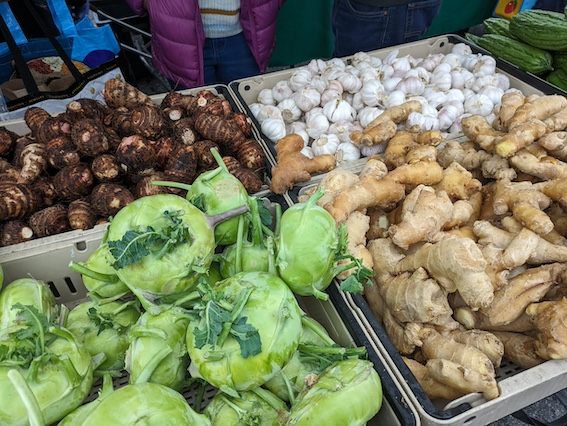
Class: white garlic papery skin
338,72,362,93
287,121,306,134
343,93,354,105
307,58,327,75
294,129,310,146
383,77,402,92
256,105,283,123
322,67,344,82
462,55,479,72
289,68,313,92
272,80,294,103
495,73,510,91
406,67,431,83
360,143,386,157
421,53,444,72
474,56,497,77
361,79,385,107
451,68,474,90
352,92,365,111
464,94,494,116
277,98,302,123
258,88,275,105
336,142,361,162
312,133,341,156
396,76,425,96
433,62,451,75
423,89,447,109
305,107,324,121
470,75,499,92
438,102,463,131
344,65,360,77
383,49,399,65
358,107,383,128
327,80,344,94
409,56,423,68
377,64,395,81
442,53,463,69
323,99,356,123
249,103,263,118
452,43,473,57
406,112,440,132
385,90,406,108
445,88,465,104
420,102,439,118
321,89,342,105
300,146,314,159
261,117,286,141
369,56,382,68
310,76,328,94
306,112,330,139
327,58,347,71
352,51,372,66
294,87,321,112
392,56,411,77
329,120,354,142
430,72,452,91
479,86,504,106
485,113,497,126
360,68,379,83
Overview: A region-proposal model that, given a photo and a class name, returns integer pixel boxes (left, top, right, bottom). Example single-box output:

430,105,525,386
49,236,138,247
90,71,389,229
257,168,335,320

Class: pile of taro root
0,79,266,247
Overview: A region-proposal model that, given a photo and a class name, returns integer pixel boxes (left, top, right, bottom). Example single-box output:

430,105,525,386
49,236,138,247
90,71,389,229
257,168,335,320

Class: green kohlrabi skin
203,262,222,287
126,307,190,390
65,383,211,426
205,388,288,426
106,194,215,306
0,278,57,333
66,301,140,374
0,328,93,426
186,272,302,392
188,157,250,246
59,374,114,425
80,244,130,299
287,359,383,426
276,192,339,300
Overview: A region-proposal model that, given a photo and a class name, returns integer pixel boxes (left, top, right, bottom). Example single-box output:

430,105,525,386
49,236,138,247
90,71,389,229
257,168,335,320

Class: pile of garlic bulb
250,43,515,163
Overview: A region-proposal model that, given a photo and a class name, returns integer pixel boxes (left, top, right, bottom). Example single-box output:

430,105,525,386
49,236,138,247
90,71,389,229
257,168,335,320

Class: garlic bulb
406,67,431,83
486,113,497,126
360,144,386,156
360,68,379,83
451,68,474,90
322,67,344,82
338,72,362,93
343,93,354,105
305,107,323,121
445,89,465,104
321,89,342,105
287,121,306,133
307,58,327,75
249,103,263,118
272,81,293,103
327,80,344,94
406,112,440,132
409,56,422,68
310,77,328,94
438,103,463,131
352,92,364,111
312,133,340,156
344,65,360,77
423,90,446,109
392,57,411,76
294,129,309,146
431,71,452,91
323,99,356,123
464,94,494,116
336,142,361,163
306,112,330,139
277,98,302,123
329,121,361,143
420,103,438,118
361,80,385,107
421,53,444,72
261,117,286,141
377,64,395,81
256,105,282,123
452,43,472,56
300,146,314,159
462,88,475,100
258,88,275,105
396,77,425,96
495,73,510,91
462,55,479,72
470,75,499,92
352,51,371,66
385,90,406,108
294,87,321,112
383,77,402,92
369,56,382,68
327,58,346,71
358,107,383,128
479,86,504,106
433,62,451,75
474,56,496,77
442,53,463,69
289,69,313,92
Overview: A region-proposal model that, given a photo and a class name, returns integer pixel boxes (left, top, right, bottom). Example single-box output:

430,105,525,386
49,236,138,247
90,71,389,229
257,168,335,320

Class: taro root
71,119,109,157
162,107,184,126
53,163,94,201
90,183,135,217
36,117,63,144
0,183,41,220
105,128,123,151
46,136,80,170
165,144,197,183
151,136,177,169
112,108,134,137
54,113,72,135
134,173,179,197
0,127,18,157
116,135,156,174
68,199,96,230
160,91,193,110
229,112,252,137
222,156,263,194
29,204,70,237
0,221,34,246
13,136,36,166
35,177,57,207
193,140,220,170
103,78,153,109
235,139,265,171
92,154,122,182
67,98,108,122
18,143,46,185
194,114,245,147
24,107,50,134
172,118,196,145
0,159,20,182
130,104,164,139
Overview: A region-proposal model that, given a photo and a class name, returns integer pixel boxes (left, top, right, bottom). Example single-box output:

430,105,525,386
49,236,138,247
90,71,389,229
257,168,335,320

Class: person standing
124,0,284,87
332,0,442,57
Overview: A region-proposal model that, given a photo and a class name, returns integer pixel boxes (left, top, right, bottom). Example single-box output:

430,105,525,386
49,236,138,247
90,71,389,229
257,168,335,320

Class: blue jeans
203,32,260,85
332,0,442,57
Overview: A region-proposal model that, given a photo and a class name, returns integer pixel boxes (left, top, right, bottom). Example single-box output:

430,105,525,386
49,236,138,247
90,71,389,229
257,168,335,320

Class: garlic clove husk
261,117,286,142
383,77,402,92
464,93,494,117
272,81,294,103
396,76,425,96
300,146,315,159
294,87,322,112
258,88,275,105
361,79,385,107
277,98,302,123
311,133,340,156
256,105,283,123
357,107,383,128
323,99,356,123
306,113,330,139
335,142,361,163
452,43,473,57
289,69,313,92
360,143,386,157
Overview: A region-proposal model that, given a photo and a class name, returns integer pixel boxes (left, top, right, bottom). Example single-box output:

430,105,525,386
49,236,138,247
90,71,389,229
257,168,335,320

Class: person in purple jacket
124,0,284,88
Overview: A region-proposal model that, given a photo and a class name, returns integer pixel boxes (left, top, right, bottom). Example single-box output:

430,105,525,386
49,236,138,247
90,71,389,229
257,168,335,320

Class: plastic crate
0,192,420,426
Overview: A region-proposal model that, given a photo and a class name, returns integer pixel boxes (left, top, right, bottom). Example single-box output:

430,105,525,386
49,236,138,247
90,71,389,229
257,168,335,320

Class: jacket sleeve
124,0,145,15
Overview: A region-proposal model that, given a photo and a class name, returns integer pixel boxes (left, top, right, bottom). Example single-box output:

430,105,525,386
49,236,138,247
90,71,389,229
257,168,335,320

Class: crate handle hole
47,281,61,298
464,416,476,423
64,277,77,294
75,241,87,252
244,84,251,91
439,41,445,47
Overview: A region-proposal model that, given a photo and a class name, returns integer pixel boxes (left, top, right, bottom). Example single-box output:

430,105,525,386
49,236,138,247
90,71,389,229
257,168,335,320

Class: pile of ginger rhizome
292,94,567,403
0,78,266,247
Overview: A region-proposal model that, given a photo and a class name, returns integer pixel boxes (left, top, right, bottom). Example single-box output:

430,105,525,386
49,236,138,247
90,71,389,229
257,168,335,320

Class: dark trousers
332,0,442,57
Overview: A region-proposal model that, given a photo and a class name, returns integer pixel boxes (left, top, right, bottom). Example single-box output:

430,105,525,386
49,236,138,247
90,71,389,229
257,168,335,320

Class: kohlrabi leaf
191,194,206,212
194,300,231,349
87,307,126,336
230,316,262,358
257,199,273,228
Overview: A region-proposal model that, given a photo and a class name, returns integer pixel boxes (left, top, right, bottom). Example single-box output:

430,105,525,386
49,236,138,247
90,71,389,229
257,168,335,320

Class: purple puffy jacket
125,0,283,87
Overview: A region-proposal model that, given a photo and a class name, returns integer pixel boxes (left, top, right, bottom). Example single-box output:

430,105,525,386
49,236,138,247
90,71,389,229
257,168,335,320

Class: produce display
299,91,567,403
0,155,382,424
0,78,268,248
250,43,512,173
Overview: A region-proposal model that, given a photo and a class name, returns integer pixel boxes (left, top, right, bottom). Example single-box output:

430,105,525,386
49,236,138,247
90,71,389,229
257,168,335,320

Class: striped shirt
199,0,243,38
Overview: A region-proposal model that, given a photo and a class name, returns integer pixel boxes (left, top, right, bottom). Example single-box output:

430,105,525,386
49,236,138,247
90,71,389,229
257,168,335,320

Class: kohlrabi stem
129,326,168,340
211,147,229,172
59,304,69,328
7,369,45,426
219,395,246,417
250,199,263,246
134,346,173,384
172,290,201,307
266,237,276,275
235,216,245,275
193,380,206,413
91,353,108,371
110,300,139,316
207,205,249,228
151,181,192,191
68,261,119,284
217,288,252,347
307,188,325,207
298,344,367,358
252,387,288,412
275,204,282,237
279,371,296,405
311,285,329,301
301,317,336,347
100,373,115,398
